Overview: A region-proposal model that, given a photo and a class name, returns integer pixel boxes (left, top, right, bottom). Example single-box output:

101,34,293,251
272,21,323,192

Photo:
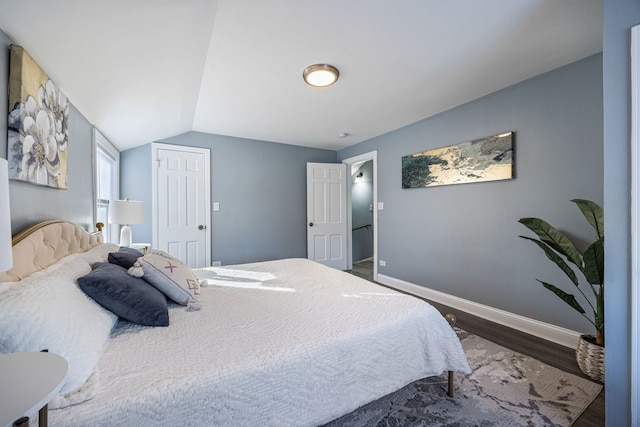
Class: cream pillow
134,251,200,305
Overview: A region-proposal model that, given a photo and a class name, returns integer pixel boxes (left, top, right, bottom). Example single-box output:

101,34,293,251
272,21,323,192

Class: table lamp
109,199,143,247
0,158,12,273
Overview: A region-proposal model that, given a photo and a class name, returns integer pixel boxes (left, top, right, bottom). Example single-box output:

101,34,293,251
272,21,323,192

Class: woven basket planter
576,335,604,383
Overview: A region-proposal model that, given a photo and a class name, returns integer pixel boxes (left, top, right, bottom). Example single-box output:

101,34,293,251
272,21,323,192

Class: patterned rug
324,328,602,427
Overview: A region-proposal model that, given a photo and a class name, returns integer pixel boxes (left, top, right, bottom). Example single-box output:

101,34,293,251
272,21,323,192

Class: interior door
307,162,348,270
153,143,211,268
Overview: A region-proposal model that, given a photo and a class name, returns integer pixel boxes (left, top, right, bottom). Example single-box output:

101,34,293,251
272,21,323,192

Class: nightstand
0,352,68,427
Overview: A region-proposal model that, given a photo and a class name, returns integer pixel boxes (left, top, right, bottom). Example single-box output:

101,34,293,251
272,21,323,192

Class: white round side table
0,352,68,427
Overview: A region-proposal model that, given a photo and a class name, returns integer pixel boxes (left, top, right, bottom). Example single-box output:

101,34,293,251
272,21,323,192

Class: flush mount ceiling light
303,64,339,87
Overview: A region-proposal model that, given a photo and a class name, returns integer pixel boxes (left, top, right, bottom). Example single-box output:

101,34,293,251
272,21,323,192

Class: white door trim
151,142,211,266
343,151,378,281
630,24,640,426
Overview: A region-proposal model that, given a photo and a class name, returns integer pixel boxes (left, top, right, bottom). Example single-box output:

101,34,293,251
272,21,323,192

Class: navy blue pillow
108,247,143,269
78,262,169,326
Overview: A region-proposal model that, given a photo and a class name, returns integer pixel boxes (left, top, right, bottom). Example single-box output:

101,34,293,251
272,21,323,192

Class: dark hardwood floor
347,259,604,426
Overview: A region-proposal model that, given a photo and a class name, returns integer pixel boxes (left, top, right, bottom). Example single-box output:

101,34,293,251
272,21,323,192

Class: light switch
213,202,220,211
377,202,384,210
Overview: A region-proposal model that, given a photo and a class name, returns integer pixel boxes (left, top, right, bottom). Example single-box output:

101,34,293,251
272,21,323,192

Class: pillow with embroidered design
131,250,200,306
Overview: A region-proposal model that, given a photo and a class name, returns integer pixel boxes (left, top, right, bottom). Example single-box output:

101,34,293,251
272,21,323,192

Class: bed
0,220,470,426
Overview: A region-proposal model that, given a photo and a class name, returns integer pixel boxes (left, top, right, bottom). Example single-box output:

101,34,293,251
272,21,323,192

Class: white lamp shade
109,199,143,247
109,199,143,225
0,158,13,273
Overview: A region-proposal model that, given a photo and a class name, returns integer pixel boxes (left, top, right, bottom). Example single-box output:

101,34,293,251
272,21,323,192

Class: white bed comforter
50,258,470,426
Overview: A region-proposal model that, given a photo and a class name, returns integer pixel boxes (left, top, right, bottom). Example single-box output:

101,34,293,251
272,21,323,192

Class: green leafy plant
519,199,604,345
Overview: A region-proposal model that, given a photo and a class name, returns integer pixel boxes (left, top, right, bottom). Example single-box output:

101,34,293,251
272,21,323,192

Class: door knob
309,222,314,227
198,225,205,230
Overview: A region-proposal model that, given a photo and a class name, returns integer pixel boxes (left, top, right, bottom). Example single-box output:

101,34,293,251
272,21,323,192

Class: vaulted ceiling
0,0,602,151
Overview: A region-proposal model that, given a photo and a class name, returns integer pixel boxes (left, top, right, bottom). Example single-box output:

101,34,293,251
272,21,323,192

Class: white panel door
154,144,210,268
307,163,348,270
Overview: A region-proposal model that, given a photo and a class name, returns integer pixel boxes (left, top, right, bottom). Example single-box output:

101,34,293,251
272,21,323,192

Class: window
93,129,119,244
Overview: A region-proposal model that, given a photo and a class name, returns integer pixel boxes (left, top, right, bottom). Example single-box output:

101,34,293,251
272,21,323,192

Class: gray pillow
78,262,169,326
108,247,144,269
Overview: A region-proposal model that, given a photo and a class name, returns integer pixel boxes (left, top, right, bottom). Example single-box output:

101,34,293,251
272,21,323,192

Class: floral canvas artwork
7,45,69,189
401,132,514,189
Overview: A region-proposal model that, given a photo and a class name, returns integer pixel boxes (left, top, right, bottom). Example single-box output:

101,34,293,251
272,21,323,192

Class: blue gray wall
120,132,336,265
119,143,152,244
339,54,603,334
351,160,374,262
603,0,639,425
0,29,95,233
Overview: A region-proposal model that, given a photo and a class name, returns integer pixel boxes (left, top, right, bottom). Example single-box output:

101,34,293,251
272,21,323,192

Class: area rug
324,328,602,427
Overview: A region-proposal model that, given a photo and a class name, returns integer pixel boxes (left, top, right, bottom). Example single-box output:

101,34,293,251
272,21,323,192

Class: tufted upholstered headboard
0,219,104,283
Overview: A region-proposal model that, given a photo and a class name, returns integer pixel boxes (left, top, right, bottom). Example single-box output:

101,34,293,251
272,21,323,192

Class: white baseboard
377,274,581,349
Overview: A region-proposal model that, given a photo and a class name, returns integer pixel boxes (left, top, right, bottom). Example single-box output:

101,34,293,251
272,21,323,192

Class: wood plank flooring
347,259,604,426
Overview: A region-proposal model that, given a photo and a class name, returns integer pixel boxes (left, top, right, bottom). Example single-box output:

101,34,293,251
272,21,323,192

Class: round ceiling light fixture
303,64,339,87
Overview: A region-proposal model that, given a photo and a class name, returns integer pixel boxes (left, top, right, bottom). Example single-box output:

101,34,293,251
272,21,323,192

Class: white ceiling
0,0,602,152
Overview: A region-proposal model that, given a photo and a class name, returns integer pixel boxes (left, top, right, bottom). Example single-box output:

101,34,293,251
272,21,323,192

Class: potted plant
518,199,604,382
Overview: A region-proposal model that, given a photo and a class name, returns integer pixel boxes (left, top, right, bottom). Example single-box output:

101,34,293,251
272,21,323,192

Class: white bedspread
50,258,470,426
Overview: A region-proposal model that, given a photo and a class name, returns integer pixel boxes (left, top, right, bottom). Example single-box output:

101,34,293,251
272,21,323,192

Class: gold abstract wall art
7,44,69,189
401,132,514,189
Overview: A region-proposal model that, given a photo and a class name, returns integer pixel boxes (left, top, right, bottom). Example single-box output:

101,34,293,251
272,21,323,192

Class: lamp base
119,225,132,247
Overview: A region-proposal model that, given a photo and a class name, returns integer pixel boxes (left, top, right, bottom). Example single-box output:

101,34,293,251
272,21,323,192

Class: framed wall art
402,131,514,189
7,44,69,189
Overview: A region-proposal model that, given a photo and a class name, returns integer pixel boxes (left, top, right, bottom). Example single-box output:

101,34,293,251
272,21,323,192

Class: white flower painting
7,45,69,189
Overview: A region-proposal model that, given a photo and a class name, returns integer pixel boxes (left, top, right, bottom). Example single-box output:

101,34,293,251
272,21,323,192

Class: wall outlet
379,260,386,267
211,261,222,267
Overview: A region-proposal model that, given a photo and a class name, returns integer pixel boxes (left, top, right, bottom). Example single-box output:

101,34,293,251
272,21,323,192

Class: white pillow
135,251,200,305
0,275,117,404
